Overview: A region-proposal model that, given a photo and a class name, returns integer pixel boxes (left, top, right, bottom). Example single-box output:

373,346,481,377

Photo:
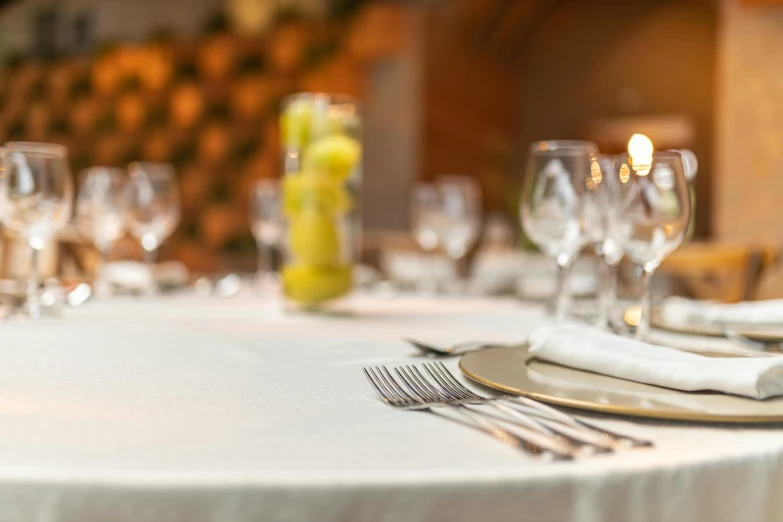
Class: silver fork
363,366,576,460
414,364,616,452
393,365,603,454
428,361,653,448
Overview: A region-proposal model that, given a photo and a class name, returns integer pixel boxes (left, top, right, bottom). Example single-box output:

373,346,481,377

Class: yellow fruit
282,264,353,304
289,211,341,266
280,98,313,148
303,134,361,181
282,174,353,218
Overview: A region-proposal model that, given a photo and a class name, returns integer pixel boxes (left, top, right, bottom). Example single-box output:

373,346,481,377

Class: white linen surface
0,294,783,522
529,322,783,398
660,296,783,326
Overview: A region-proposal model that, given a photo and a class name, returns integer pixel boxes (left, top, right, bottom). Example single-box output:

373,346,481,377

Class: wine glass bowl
77,167,129,297
126,162,180,294
613,152,691,271
436,176,482,263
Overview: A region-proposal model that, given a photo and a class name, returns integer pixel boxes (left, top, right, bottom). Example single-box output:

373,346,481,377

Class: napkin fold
528,323,783,399
659,297,783,327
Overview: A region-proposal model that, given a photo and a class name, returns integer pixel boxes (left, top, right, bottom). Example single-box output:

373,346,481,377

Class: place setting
1,3,783,520
364,137,783,464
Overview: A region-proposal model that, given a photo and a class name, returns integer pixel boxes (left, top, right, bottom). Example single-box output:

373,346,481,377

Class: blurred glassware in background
436,175,482,291
613,150,691,340
76,167,129,298
520,140,598,322
0,147,7,218
249,178,281,293
410,182,443,294
669,148,698,241
1,142,73,318
126,162,180,296
0,146,7,274
583,154,625,329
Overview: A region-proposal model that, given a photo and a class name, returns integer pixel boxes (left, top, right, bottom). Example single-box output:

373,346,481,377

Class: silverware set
363,361,652,460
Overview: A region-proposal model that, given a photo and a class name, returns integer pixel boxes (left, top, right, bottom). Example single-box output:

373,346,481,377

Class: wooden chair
659,243,779,303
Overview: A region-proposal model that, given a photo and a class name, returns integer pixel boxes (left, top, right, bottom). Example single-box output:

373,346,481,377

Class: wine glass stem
418,250,437,295
597,257,617,329
27,244,41,319
636,269,652,340
257,241,271,276
554,261,571,323
144,247,158,296
95,248,110,299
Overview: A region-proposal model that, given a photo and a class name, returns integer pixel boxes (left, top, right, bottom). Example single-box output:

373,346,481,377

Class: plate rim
459,347,783,424
650,307,783,342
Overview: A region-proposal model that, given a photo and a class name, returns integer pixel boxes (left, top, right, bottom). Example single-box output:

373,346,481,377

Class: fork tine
363,368,389,401
378,366,414,402
375,366,409,403
396,366,439,402
408,365,453,400
424,363,470,399
368,367,400,403
435,362,475,395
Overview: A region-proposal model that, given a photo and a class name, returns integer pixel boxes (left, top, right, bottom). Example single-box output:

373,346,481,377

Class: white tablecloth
0,293,782,522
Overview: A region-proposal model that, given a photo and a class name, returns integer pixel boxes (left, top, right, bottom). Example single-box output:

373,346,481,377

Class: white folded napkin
528,323,783,399
659,297,783,327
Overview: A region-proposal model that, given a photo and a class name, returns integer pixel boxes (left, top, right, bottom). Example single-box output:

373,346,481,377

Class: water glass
1,142,73,318
613,151,692,339
126,162,180,295
436,175,482,285
77,167,128,298
249,178,281,290
520,140,598,321
410,182,443,293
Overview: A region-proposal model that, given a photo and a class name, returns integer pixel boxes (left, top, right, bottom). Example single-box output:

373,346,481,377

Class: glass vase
279,93,362,312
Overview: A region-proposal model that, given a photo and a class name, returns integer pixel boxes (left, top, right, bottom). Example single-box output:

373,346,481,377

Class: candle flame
590,156,602,185
628,133,653,176
619,163,631,183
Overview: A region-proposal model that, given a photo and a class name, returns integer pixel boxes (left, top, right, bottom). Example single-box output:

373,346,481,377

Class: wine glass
410,182,443,293
0,147,8,278
76,167,128,298
126,162,180,295
613,151,692,340
582,154,625,328
435,176,482,290
1,142,73,318
249,179,281,291
520,140,598,322
0,147,7,216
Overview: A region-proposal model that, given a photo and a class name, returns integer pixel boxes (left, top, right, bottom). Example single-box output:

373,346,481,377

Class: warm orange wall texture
716,0,783,297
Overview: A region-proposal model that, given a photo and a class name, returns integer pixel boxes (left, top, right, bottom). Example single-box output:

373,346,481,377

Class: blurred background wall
717,0,783,297
3,0,782,288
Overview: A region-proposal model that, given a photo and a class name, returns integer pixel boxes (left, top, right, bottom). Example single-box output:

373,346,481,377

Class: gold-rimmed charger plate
459,345,783,423
650,308,783,342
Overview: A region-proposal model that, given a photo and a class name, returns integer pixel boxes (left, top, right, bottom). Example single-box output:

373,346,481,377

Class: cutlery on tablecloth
364,365,576,460
405,338,520,356
425,361,652,448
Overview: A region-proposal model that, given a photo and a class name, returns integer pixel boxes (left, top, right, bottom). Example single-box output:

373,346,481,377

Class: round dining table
1,292,782,522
